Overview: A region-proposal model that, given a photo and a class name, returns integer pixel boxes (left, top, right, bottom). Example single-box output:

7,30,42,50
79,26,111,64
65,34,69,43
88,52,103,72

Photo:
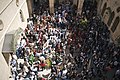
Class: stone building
97,0,120,44
0,0,29,79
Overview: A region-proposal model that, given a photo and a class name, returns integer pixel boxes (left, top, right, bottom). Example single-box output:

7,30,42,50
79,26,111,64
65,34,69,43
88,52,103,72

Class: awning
2,34,13,53
2,27,23,53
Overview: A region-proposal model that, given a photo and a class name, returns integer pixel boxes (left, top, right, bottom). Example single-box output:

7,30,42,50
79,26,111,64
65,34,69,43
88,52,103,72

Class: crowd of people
10,0,120,80
66,1,120,80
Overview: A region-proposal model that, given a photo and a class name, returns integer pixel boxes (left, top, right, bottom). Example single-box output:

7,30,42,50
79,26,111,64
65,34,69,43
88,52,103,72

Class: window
101,2,107,16
117,7,120,13
20,10,25,22
107,11,115,26
16,0,19,7
111,16,119,33
0,20,4,31
103,7,111,24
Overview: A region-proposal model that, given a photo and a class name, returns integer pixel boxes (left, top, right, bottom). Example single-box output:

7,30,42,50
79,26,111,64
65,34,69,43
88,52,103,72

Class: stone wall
0,0,29,79
97,0,120,43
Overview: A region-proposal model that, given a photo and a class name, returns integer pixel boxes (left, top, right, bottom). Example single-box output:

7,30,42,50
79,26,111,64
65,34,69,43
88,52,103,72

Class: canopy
2,33,13,53
2,27,23,53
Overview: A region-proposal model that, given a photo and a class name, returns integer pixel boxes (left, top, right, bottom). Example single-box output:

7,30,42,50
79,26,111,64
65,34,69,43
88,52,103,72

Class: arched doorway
107,11,115,26
111,16,120,33
101,2,107,16
103,7,111,24
117,7,120,13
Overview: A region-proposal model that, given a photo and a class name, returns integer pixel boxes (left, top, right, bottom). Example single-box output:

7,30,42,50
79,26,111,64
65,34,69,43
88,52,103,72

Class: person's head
27,18,29,22
21,33,24,36
24,58,26,61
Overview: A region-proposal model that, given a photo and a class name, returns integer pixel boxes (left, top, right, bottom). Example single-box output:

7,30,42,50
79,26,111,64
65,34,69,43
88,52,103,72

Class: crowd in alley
10,0,120,80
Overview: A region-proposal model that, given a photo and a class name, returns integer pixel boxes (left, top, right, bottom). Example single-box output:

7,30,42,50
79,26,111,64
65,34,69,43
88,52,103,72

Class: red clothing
40,63,46,67
42,78,46,80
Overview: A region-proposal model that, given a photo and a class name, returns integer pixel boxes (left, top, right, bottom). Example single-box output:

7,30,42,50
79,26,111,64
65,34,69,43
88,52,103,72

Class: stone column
97,0,103,14
49,0,54,14
26,0,33,17
77,0,84,15
73,0,78,6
